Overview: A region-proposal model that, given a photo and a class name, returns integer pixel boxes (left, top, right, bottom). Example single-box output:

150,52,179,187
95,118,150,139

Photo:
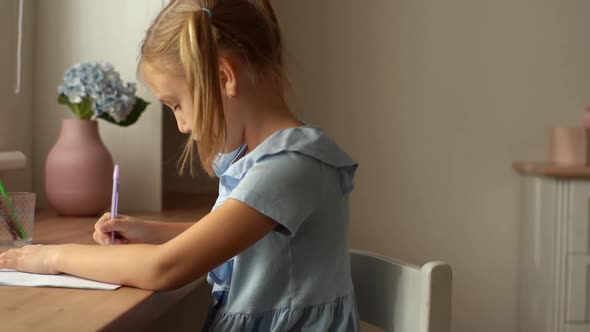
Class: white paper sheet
0,269,121,290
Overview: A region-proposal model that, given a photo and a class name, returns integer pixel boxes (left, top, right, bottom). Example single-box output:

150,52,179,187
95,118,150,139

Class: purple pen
110,165,119,245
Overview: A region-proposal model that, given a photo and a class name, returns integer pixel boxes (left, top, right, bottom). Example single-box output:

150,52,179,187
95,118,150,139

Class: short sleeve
228,152,323,237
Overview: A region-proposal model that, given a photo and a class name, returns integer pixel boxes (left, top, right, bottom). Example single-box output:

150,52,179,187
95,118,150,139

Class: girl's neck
233,83,302,153
243,108,302,152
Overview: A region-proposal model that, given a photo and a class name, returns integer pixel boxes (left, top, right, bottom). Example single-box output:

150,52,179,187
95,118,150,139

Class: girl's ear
219,57,238,98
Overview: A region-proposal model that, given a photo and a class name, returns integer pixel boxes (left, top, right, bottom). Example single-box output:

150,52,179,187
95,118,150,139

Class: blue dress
205,126,360,331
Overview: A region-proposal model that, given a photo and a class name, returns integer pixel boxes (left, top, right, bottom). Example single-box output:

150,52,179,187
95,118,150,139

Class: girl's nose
175,118,191,134
177,124,191,134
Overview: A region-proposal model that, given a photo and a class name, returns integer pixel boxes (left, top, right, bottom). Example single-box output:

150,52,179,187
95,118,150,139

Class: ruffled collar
220,125,358,194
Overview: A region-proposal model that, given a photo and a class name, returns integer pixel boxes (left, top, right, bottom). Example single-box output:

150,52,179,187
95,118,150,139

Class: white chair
350,249,452,332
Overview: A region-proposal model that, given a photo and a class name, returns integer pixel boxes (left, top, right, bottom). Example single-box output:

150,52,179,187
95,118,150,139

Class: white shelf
0,151,26,172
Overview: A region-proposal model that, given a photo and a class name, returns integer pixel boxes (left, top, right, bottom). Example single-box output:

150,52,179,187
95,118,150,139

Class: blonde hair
140,0,285,176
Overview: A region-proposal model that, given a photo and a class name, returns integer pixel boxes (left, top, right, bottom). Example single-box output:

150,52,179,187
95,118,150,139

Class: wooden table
0,200,215,332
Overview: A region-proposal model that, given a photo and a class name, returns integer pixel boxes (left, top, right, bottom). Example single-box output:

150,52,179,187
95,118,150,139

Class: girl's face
141,60,244,152
141,63,195,135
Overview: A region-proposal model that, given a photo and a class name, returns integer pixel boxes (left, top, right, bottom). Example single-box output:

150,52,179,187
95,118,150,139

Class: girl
0,0,360,330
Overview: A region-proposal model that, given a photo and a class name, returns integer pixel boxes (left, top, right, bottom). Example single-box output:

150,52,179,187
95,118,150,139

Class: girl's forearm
143,220,195,244
54,244,166,290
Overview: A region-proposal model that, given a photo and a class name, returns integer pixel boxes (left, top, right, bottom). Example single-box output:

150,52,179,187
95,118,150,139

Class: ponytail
178,8,225,177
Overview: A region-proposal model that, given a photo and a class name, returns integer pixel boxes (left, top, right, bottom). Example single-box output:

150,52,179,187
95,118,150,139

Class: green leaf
57,94,94,120
96,98,150,127
77,98,94,120
57,94,69,105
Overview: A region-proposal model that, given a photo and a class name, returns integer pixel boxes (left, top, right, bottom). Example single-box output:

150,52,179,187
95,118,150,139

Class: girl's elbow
144,252,204,291
130,265,177,291
127,250,179,291
138,259,179,291
149,272,183,292
140,279,176,292
146,272,200,292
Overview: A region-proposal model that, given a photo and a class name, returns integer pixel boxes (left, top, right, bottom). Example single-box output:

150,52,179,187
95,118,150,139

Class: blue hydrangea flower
58,62,139,123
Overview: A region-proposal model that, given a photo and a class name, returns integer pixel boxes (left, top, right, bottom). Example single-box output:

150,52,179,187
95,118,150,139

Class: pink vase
45,119,114,216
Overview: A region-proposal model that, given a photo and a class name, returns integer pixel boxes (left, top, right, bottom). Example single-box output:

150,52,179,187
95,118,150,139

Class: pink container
549,127,590,166
45,119,113,216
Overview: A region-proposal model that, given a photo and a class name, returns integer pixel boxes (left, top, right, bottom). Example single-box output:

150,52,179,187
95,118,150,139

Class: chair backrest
350,249,452,332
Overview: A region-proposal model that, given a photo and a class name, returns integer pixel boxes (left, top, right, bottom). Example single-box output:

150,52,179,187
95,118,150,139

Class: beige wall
33,0,165,211
0,0,34,192
275,1,590,331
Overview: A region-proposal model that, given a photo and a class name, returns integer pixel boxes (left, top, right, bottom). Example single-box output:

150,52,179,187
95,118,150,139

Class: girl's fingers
93,230,111,245
93,214,134,245
98,219,127,233
0,249,19,269
113,237,129,245
94,212,111,231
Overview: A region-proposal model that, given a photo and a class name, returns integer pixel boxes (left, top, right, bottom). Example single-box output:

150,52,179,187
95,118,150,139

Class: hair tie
201,8,212,18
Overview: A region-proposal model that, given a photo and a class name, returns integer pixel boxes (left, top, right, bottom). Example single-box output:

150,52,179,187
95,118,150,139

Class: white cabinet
517,163,590,332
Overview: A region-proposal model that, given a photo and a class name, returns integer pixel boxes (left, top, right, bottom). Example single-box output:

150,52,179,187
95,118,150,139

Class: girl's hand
93,213,152,245
0,245,61,274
